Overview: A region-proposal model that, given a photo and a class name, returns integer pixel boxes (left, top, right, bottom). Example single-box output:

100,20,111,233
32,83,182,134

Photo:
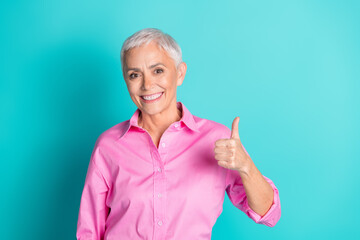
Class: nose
141,73,154,90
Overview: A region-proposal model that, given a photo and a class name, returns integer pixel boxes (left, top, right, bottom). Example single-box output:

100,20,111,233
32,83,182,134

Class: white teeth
142,92,162,100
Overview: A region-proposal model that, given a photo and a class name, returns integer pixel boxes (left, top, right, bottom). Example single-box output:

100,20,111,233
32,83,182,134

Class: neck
138,103,182,135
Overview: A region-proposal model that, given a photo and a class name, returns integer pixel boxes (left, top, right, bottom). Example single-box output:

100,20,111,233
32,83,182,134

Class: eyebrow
126,63,167,72
149,63,166,69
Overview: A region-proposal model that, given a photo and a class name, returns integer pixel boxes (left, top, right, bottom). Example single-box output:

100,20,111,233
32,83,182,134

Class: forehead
124,41,175,68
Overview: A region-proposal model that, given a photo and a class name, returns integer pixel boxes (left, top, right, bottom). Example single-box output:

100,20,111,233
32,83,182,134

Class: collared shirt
76,102,281,240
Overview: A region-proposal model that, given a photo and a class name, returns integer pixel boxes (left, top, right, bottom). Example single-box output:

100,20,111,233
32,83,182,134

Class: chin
140,105,164,116
136,96,167,115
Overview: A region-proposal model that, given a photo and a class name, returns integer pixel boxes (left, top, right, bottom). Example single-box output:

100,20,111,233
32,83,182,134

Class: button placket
158,134,170,166
152,147,166,238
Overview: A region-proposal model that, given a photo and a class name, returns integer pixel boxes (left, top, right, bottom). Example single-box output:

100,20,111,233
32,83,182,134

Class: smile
141,92,164,102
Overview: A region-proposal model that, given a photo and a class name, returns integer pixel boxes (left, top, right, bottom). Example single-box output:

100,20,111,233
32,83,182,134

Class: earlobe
177,62,187,86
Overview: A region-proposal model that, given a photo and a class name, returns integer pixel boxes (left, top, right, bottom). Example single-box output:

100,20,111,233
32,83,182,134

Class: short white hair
120,28,183,71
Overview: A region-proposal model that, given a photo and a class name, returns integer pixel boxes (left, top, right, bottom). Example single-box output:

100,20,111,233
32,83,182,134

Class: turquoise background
1,0,359,239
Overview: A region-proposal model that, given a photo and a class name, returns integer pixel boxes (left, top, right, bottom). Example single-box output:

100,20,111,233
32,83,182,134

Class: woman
76,28,281,240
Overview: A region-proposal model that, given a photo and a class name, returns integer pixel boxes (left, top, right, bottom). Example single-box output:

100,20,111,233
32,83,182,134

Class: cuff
244,178,281,227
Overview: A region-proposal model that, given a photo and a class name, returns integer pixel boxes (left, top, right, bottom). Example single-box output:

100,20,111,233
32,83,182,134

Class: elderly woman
76,28,281,240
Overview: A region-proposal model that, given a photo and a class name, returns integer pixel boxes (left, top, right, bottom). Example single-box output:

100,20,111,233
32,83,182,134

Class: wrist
237,157,255,178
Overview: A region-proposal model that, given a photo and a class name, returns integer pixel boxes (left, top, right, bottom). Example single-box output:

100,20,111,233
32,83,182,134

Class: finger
217,160,234,169
215,139,236,147
214,152,234,161
217,160,228,168
214,146,233,154
231,116,240,140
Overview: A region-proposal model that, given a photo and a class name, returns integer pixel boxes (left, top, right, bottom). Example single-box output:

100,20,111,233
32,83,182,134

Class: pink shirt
76,102,281,240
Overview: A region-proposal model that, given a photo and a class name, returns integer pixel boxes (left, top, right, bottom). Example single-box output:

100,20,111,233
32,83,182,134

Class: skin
214,117,274,216
123,40,274,217
123,41,187,148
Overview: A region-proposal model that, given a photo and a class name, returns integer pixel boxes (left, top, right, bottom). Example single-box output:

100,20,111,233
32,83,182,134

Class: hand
214,117,252,174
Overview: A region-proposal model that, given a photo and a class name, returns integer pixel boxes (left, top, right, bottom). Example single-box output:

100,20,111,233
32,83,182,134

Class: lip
140,92,164,103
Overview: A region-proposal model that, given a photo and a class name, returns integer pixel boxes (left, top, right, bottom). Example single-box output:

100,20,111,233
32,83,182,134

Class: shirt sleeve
76,145,110,240
225,148,281,227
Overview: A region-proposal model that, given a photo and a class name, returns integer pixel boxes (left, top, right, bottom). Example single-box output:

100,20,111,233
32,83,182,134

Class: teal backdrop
1,0,359,239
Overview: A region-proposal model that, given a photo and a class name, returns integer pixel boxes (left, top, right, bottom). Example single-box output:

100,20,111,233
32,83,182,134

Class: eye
154,68,164,74
129,73,139,79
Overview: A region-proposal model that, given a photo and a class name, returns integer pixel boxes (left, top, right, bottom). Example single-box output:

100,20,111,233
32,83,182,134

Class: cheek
160,74,177,89
126,82,140,95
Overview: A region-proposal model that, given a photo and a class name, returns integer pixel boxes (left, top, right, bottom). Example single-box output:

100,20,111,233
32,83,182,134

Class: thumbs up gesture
214,117,252,174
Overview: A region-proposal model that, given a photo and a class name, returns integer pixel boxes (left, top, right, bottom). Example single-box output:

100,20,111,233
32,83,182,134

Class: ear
176,62,187,86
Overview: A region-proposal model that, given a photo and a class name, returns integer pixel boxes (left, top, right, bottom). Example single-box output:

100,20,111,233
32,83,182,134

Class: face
123,41,187,116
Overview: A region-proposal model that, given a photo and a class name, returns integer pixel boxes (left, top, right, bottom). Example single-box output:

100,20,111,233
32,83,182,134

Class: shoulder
94,120,130,147
193,115,231,139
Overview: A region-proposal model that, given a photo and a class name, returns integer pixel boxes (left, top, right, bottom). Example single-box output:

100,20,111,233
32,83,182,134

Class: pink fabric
76,102,281,240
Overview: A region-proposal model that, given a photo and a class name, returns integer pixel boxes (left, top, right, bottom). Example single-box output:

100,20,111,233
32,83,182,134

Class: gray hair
120,28,183,71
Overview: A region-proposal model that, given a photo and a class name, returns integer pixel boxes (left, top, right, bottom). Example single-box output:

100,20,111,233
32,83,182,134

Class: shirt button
157,167,162,172
157,193,162,198
174,123,179,128
161,143,166,148
158,220,163,226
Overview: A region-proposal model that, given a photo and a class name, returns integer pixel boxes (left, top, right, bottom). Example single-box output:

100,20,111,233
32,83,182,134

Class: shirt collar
119,101,200,139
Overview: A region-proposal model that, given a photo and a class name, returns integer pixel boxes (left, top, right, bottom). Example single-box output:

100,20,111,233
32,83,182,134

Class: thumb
231,116,240,139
